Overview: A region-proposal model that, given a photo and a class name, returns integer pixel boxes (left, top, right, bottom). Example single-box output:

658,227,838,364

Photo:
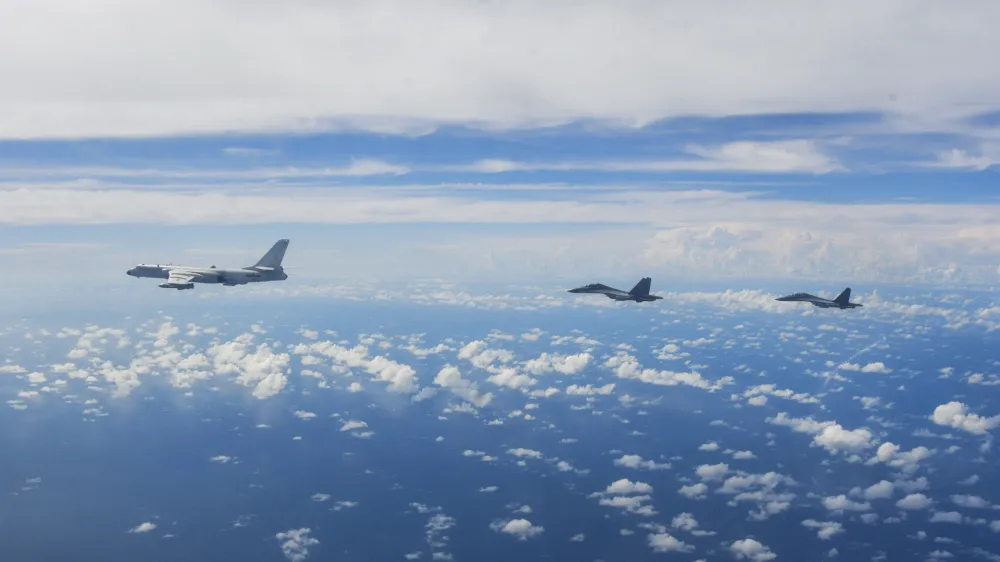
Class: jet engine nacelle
159,283,195,290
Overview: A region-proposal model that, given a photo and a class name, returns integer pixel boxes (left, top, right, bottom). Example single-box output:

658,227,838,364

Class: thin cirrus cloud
0,0,998,139
0,140,841,180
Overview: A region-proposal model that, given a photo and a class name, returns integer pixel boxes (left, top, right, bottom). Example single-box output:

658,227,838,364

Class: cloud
838,362,893,374
931,401,1000,435
3,1,999,139
565,382,616,396
822,495,872,513
340,420,368,432
896,493,934,511
766,413,874,455
207,334,290,399
450,140,841,175
128,522,157,534
434,365,493,407
679,483,708,500
491,519,544,540
614,454,670,471
276,528,319,562
802,520,844,540
647,532,694,553
695,463,729,482
730,538,777,561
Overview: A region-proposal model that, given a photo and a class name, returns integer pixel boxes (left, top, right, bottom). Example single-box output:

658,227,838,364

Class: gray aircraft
568,277,663,302
775,287,862,309
126,239,290,290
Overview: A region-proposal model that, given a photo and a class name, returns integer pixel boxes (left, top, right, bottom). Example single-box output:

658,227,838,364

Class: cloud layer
1,0,999,138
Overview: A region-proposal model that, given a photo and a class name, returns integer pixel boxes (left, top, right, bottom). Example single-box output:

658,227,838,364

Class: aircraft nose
126,269,134,276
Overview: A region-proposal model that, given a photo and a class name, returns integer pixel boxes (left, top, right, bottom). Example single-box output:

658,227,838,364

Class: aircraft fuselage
126,265,287,290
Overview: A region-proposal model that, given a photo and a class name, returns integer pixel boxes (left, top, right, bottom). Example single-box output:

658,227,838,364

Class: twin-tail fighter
567,277,663,303
127,239,290,290
775,287,862,309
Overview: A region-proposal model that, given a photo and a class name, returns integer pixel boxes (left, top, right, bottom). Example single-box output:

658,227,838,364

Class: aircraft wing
166,270,198,285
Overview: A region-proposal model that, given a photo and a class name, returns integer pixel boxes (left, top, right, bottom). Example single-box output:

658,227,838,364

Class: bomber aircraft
127,239,290,290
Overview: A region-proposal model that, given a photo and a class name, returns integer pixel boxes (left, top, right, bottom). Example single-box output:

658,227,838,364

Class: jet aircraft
127,239,290,290
775,287,862,309
568,277,662,302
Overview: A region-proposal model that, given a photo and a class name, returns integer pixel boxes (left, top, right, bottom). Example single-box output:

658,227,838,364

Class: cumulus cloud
679,483,708,500
802,520,844,540
838,362,893,374
896,493,934,511
434,365,493,408
730,538,777,561
207,334,291,399
695,463,729,482
491,519,544,540
647,532,694,553
276,528,319,562
931,402,1000,435
605,353,733,392
614,454,670,471
767,413,874,455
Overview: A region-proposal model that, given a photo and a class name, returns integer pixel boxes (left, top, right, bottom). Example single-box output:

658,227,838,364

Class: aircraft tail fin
253,239,289,269
629,277,652,296
834,287,851,305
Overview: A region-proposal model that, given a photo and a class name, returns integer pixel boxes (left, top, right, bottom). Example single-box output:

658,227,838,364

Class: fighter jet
568,277,663,302
126,239,290,290
775,287,862,309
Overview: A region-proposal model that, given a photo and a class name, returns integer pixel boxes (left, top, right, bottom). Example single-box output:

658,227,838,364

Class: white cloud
951,494,992,509
822,495,872,513
802,520,844,540
730,538,777,561
340,420,368,432
647,532,694,553
695,463,729,482
3,1,998,139
838,362,893,374
929,511,963,524
293,410,316,421
524,352,592,376
603,479,653,496
931,401,1000,435
767,412,874,455
207,334,291,399
566,383,615,396
679,483,708,500
859,480,895,501
896,493,934,511
614,454,670,471
128,522,157,534
276,528,319,562
491,519,544,540
452,140,840,175
434,365,492,408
